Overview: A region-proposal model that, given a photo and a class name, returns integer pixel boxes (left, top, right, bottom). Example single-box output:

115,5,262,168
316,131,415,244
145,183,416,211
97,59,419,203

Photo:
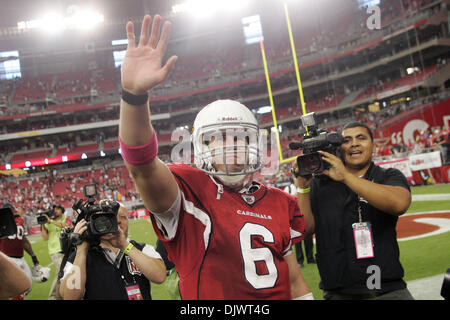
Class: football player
119,14,313,299
0,204,49,300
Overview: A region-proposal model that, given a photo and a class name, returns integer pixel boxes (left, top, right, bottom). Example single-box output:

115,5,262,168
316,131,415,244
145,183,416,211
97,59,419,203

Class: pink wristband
118,133,158,166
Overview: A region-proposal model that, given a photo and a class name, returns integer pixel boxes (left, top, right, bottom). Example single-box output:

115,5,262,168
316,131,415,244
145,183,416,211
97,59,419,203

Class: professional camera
36,209,56,225
59,184,119,253
289,112,343,177
0,206,17,239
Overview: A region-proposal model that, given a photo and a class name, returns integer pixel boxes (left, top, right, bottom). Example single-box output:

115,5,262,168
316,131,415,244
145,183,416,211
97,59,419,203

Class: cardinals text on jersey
150,164,305,299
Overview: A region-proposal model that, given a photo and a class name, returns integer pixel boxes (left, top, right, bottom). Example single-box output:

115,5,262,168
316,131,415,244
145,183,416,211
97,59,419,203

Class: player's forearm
23,239,35,258
290,264,311,299
119,98,179,213
284,253,312,299
0,252,31,299
119,99,154,146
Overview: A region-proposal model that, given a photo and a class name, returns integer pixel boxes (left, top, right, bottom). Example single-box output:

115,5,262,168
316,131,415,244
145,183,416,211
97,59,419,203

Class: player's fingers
156,20,172,54
138,15,152,47
126,21,136,49
161,55,178,78
149,14,162,48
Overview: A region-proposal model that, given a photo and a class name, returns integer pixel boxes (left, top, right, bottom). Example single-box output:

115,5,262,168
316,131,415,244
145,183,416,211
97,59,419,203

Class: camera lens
303,153,322,173
93,215,113,234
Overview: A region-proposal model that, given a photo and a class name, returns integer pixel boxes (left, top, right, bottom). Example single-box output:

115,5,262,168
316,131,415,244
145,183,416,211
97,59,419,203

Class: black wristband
32,255,39,265
121,88,148,106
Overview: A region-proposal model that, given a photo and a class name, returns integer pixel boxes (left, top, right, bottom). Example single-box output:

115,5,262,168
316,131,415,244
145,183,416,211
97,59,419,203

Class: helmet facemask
194,123,262,189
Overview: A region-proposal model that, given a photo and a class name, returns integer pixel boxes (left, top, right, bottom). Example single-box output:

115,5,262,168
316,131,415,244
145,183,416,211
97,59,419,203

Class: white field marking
412,194,450,201
407,273,445,300
398,210,450,241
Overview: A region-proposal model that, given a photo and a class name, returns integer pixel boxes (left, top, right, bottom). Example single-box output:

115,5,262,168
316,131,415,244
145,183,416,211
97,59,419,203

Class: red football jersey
0,216,26,257
150,164,305,300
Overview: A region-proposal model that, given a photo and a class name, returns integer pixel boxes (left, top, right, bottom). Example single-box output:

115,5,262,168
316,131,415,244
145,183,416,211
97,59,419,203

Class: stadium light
70,9,104,30
172,0,248,18
17,7,104,33
112,39,128,46
406,67,419,75
256,106,273,114
40,12,65,34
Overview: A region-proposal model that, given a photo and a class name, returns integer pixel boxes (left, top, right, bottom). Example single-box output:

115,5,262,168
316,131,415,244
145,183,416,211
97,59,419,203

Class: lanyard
357,198,363,223
120,274,137,286
112,249,137,286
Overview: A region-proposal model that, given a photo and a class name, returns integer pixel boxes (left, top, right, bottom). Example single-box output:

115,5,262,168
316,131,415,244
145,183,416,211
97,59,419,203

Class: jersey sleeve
141,244,163,260
287,193,305,246
149,163,210,243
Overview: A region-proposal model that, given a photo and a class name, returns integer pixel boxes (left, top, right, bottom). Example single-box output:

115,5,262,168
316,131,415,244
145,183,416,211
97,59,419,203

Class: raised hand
121,15,178,95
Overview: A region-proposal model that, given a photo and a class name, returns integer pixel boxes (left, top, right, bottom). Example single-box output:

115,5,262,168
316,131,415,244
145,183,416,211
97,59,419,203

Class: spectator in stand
432,126,450,164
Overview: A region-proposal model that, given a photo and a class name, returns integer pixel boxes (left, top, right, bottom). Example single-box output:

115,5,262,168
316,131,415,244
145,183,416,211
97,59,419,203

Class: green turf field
410,183,450,195
22,184,450,300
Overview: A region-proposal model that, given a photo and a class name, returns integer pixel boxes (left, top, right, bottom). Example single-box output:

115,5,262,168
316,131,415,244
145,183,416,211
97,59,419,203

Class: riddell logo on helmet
221,117,238,121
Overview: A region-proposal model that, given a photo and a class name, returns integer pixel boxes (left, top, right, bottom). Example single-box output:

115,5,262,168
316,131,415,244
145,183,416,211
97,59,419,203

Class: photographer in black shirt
59,202,166,300
294,122,414,300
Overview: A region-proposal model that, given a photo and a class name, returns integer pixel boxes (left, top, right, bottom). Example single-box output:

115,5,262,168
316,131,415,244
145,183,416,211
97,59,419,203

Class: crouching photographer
58,188,166,300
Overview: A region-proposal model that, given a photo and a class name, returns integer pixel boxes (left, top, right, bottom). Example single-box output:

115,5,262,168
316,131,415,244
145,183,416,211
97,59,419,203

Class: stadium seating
0,0,448,214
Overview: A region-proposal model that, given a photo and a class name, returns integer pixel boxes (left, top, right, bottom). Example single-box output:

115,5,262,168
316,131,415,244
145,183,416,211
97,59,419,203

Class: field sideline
22,184,450,300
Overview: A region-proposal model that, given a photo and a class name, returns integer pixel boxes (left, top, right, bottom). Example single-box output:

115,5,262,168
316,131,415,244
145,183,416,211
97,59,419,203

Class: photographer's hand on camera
73,219,89,251
100,226,128,251
318,150,350,182
292,161,313,190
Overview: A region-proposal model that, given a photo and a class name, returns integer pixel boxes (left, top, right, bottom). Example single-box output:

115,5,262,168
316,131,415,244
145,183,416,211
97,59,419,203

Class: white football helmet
192,99,262,189
31,265,51,283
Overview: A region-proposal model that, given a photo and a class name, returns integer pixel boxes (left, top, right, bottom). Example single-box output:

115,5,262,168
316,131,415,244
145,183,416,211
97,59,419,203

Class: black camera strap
57,247,73,283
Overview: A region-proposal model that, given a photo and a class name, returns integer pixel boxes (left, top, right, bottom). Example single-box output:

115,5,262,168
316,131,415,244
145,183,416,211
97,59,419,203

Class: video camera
59,184,120,253
0,207,17,239
36,209,56,225
289,112,343,177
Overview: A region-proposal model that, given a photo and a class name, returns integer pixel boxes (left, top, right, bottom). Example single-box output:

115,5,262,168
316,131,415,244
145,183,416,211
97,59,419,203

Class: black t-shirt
66,240,152,300
310,162,410,294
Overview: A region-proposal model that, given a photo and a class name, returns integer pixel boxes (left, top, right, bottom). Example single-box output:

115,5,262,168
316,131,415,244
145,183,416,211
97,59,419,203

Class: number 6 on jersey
239,222,278,289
